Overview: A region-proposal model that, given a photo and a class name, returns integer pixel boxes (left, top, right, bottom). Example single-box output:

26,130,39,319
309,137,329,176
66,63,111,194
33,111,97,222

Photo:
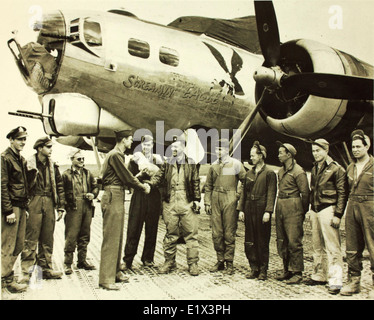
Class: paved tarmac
3,191,373,300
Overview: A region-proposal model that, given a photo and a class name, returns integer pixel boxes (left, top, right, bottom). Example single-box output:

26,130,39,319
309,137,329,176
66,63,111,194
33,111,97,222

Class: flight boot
42,269,63,280
188,263,199,276
245,269,259,279
2,275,28,293
158,260,177,274
224,261,234,275
340,274,361,296
209,261,225,273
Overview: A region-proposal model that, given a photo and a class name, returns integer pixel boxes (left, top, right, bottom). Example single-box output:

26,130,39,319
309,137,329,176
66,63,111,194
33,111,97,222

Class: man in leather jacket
1,127,30,295
306,139,348,294
62,149,99,275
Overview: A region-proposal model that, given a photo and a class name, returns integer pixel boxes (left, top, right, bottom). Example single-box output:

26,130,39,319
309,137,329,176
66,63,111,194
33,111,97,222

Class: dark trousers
275,197,304,273
21,196,56,274
64,199,93,265
124,189,161,266
1,207,27,279
244,199,271,272
345,199,374,276
99,187,125,285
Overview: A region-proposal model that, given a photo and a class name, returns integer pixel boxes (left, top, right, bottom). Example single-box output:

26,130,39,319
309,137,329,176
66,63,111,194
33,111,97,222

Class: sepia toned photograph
1,0,373,305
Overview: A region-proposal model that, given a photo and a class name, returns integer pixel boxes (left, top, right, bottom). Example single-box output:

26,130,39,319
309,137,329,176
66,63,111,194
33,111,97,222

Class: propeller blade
254,0,280,67
282,72,374,100
230,89,267,156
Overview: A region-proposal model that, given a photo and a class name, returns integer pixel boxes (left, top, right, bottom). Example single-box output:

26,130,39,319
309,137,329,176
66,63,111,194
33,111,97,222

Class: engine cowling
256,39,373,142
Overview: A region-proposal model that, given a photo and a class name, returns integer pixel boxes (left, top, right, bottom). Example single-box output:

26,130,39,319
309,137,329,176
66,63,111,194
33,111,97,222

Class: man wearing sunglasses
20,136,66,282
62,149,99,275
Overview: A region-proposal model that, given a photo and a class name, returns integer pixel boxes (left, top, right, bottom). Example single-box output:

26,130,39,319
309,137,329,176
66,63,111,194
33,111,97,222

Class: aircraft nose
8,10,66,94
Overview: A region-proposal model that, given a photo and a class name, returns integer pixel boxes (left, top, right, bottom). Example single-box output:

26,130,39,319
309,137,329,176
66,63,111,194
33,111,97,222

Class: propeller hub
253,66,285,89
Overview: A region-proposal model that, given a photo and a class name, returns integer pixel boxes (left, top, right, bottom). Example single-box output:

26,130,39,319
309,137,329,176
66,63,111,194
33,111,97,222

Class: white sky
1,0,373,164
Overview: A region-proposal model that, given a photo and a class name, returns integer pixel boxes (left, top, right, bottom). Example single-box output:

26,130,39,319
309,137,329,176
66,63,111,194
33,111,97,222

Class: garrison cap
141,134,154,143
6,126,28,139
33,136,52,150
172,134,186,143
252,140,267,159
312,138,330,151
351,129,370,147
68,147,81,159
115,129,133,140
215,138,230,149
277,141,297,158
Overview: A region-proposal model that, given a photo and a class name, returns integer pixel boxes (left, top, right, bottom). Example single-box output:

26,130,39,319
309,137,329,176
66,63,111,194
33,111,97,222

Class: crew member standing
238,141,277,280
62,149,99,275
122,135,163,270
306,139,347,294
1,127,30,295
340,130,374,299
150,135,201,276
21,136,66,281
205,138,246,275
99,130,150,291
275,142,310,284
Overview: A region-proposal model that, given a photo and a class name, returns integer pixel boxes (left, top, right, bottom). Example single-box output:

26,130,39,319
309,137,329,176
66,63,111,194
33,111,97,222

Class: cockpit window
159,47,179,67
84,19,102,47
128,38,150,59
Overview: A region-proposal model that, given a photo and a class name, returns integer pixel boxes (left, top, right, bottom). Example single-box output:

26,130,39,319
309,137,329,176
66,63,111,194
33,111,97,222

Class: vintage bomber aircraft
7,1,374,168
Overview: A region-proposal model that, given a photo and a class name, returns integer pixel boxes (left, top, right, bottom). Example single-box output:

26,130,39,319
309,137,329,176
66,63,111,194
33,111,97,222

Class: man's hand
85,193,95,201
143,183,151,194
262,212,271,223
238,211,245,222
192,201,200,214
56,209,66,222
330,216,341,229
6,213,16,224
205,204,211,215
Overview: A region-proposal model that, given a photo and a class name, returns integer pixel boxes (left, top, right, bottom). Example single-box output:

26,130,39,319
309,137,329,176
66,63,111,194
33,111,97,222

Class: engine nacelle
257,39,373,141
41,93,132,136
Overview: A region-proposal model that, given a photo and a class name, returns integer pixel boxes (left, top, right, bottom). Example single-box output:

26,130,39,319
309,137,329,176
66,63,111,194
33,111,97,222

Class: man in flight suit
205,138,246,275
150,135,201,276
275,142,310,284
99,130,150,291
21,136,66,281
122,135,163,270
238,141,277,280
306,139,347,294
340,130,374,299
62,149,99,275
1,127,30,296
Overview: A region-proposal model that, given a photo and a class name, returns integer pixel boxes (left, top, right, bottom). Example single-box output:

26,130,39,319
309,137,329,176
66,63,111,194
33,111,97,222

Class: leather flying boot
189,263,199,276
258,270,268,281
158,260,177,274
209,261,225,273
77,261,96,270
5,278,28,293
340,275,361,296
43,269,63,279
64,264,73,275
286,272,303,285
245,270,259,279
224,261,234,275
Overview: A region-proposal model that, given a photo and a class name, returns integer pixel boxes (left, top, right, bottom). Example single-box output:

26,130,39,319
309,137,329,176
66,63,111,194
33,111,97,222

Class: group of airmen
1,125,373,300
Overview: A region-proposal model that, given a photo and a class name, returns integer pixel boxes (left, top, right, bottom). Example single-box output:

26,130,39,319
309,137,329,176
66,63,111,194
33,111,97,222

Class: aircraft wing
168,15,261,54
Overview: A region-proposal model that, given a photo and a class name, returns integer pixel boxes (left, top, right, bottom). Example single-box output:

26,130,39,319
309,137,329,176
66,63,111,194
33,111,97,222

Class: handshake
143,183,151,194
